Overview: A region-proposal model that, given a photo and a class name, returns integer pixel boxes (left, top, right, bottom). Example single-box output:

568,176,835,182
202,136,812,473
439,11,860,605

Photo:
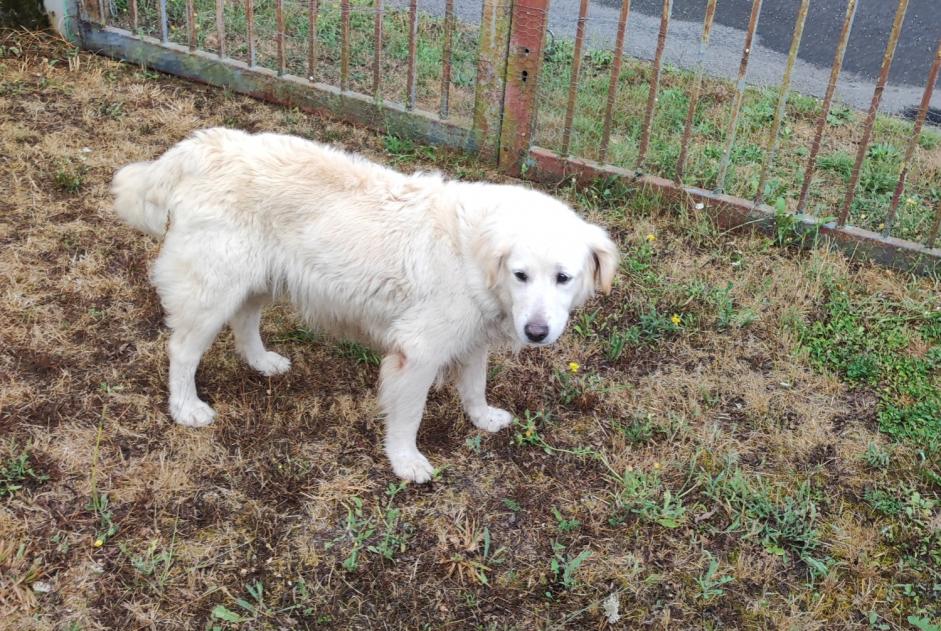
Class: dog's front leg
379,353,439,483
456,345,513,433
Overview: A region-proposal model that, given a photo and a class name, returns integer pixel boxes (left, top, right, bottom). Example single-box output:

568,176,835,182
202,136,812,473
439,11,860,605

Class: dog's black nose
524,322,549,342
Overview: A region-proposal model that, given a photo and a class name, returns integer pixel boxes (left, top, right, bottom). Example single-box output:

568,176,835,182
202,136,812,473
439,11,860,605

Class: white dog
112,128,618,482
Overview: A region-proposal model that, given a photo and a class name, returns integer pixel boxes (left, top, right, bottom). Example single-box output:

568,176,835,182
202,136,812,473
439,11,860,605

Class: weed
608,469,686,529
367,482,411,561
337,496,375,571
550,507,581,533
863,442,891,470
547,541,591,596
826,105,855,126
53,160,87,193
0,447,48,498
696,553,733,602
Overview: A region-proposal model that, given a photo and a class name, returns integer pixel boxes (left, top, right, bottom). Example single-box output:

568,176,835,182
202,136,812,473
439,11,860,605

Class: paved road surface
395,0,940,116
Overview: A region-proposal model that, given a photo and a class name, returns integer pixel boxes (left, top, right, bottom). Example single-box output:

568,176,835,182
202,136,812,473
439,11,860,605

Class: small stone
32,581,54,594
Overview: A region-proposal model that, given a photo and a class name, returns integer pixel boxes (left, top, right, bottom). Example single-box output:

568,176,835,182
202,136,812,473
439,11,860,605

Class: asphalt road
394,0,940,116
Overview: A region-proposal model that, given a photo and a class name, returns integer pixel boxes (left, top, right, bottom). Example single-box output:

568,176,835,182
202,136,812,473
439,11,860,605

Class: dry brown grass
1,29,939,630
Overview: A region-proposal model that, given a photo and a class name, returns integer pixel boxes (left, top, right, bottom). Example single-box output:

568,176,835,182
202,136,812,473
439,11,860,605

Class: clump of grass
0,447,48,498
53,160,87,193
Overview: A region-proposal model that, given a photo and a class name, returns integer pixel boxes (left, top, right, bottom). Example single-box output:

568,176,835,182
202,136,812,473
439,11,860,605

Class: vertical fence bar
716,0,762,191
215,0,226,58
499,0,550,175
373,0,383,98
276,0,285,76
439,0,455,119
598,0,632,163
246,0,255,67
754,0,809,207
406,0,419,110
99,0,108,24
186,0,196,50
130,0,138,31
837,0,909,226
473,0,513,163
561,0,590,155
340,0,351,91
158,0,168,43
636,0,672,170
675,0,716,182
883,39,941,237
928,199,941,248
308,0,319,81
796,0,857,214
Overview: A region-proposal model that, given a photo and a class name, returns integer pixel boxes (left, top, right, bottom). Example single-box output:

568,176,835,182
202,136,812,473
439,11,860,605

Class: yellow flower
94,538,104,548
524,428,534,438
653,461,662,471
671,314,682,326
646,233,656,242
906,197,917,206
568,362,580,374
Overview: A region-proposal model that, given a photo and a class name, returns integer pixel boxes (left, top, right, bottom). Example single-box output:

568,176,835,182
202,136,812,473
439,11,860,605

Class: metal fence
73,0,941,273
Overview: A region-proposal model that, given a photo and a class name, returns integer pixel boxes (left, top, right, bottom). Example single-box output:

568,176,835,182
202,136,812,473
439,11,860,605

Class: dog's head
472,186,619,347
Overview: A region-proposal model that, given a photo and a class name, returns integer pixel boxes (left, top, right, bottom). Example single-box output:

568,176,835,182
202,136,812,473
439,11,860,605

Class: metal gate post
498,0,549,176
472,0,513,163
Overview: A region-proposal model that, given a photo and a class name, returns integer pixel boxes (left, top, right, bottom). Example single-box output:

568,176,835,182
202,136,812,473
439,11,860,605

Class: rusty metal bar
636,0,672,170
837,0,909,226
406,0,419,110
185,0,196,51
158,0,168,43
796,0,857,214
675,0,716,182
340,0,351,91
754,0,809,206
246,0,255,67
276,0,285,76
372,0,383,98
928,199,941,248
499,0,550,175
883,39,941,237
97,0,105,24
439,0,455,119
215,0,226,58
716,0,763,191
130,0,137,32
598,0,632,163
308,0,319,81
561,0,590,155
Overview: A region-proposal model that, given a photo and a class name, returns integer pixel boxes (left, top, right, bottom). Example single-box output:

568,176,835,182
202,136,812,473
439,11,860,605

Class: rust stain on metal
599,0,632,163
158,0,168,44
406,0,419,111
928,198,941,249
796,0,857,214
883,38,940,237
215,0,226,58
498,0,549,175
186,0,196,51
636,0,672,170
308,0,319,80
276,0,285,76
675,0,716,182
130,0,138,31
754,0,809,207
716,0,762,191
472,0,512,163
561,0,590,155
837,0,909,226
439,0,455,119
246,0,255,66
373,0,383,99
341,0,351,91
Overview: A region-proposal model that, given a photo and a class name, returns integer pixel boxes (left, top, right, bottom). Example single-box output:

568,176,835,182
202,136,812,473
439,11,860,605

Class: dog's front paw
250,351,291,376
170,398,217,427
471,406,513,433
388,449,435,483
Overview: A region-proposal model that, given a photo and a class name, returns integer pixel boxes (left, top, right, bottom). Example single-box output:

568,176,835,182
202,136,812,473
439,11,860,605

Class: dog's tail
111,159,176,238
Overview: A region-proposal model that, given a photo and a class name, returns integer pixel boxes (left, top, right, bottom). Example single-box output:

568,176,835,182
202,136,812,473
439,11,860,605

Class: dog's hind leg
230,294,291,376
455,345,513,433
379,352,439,483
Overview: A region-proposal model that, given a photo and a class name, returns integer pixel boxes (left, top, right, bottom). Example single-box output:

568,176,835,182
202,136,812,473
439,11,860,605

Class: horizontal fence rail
74,0,941,274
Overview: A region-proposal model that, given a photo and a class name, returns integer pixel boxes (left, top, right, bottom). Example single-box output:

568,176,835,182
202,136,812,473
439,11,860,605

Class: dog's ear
585,224,619,295
472,230,510,289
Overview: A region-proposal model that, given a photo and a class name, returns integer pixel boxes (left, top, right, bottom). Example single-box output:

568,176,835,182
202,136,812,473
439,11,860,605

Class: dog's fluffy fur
112,128,618,482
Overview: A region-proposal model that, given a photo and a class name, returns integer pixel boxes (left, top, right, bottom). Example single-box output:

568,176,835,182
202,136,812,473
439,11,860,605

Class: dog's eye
514,271,528,282
556,273,571,285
